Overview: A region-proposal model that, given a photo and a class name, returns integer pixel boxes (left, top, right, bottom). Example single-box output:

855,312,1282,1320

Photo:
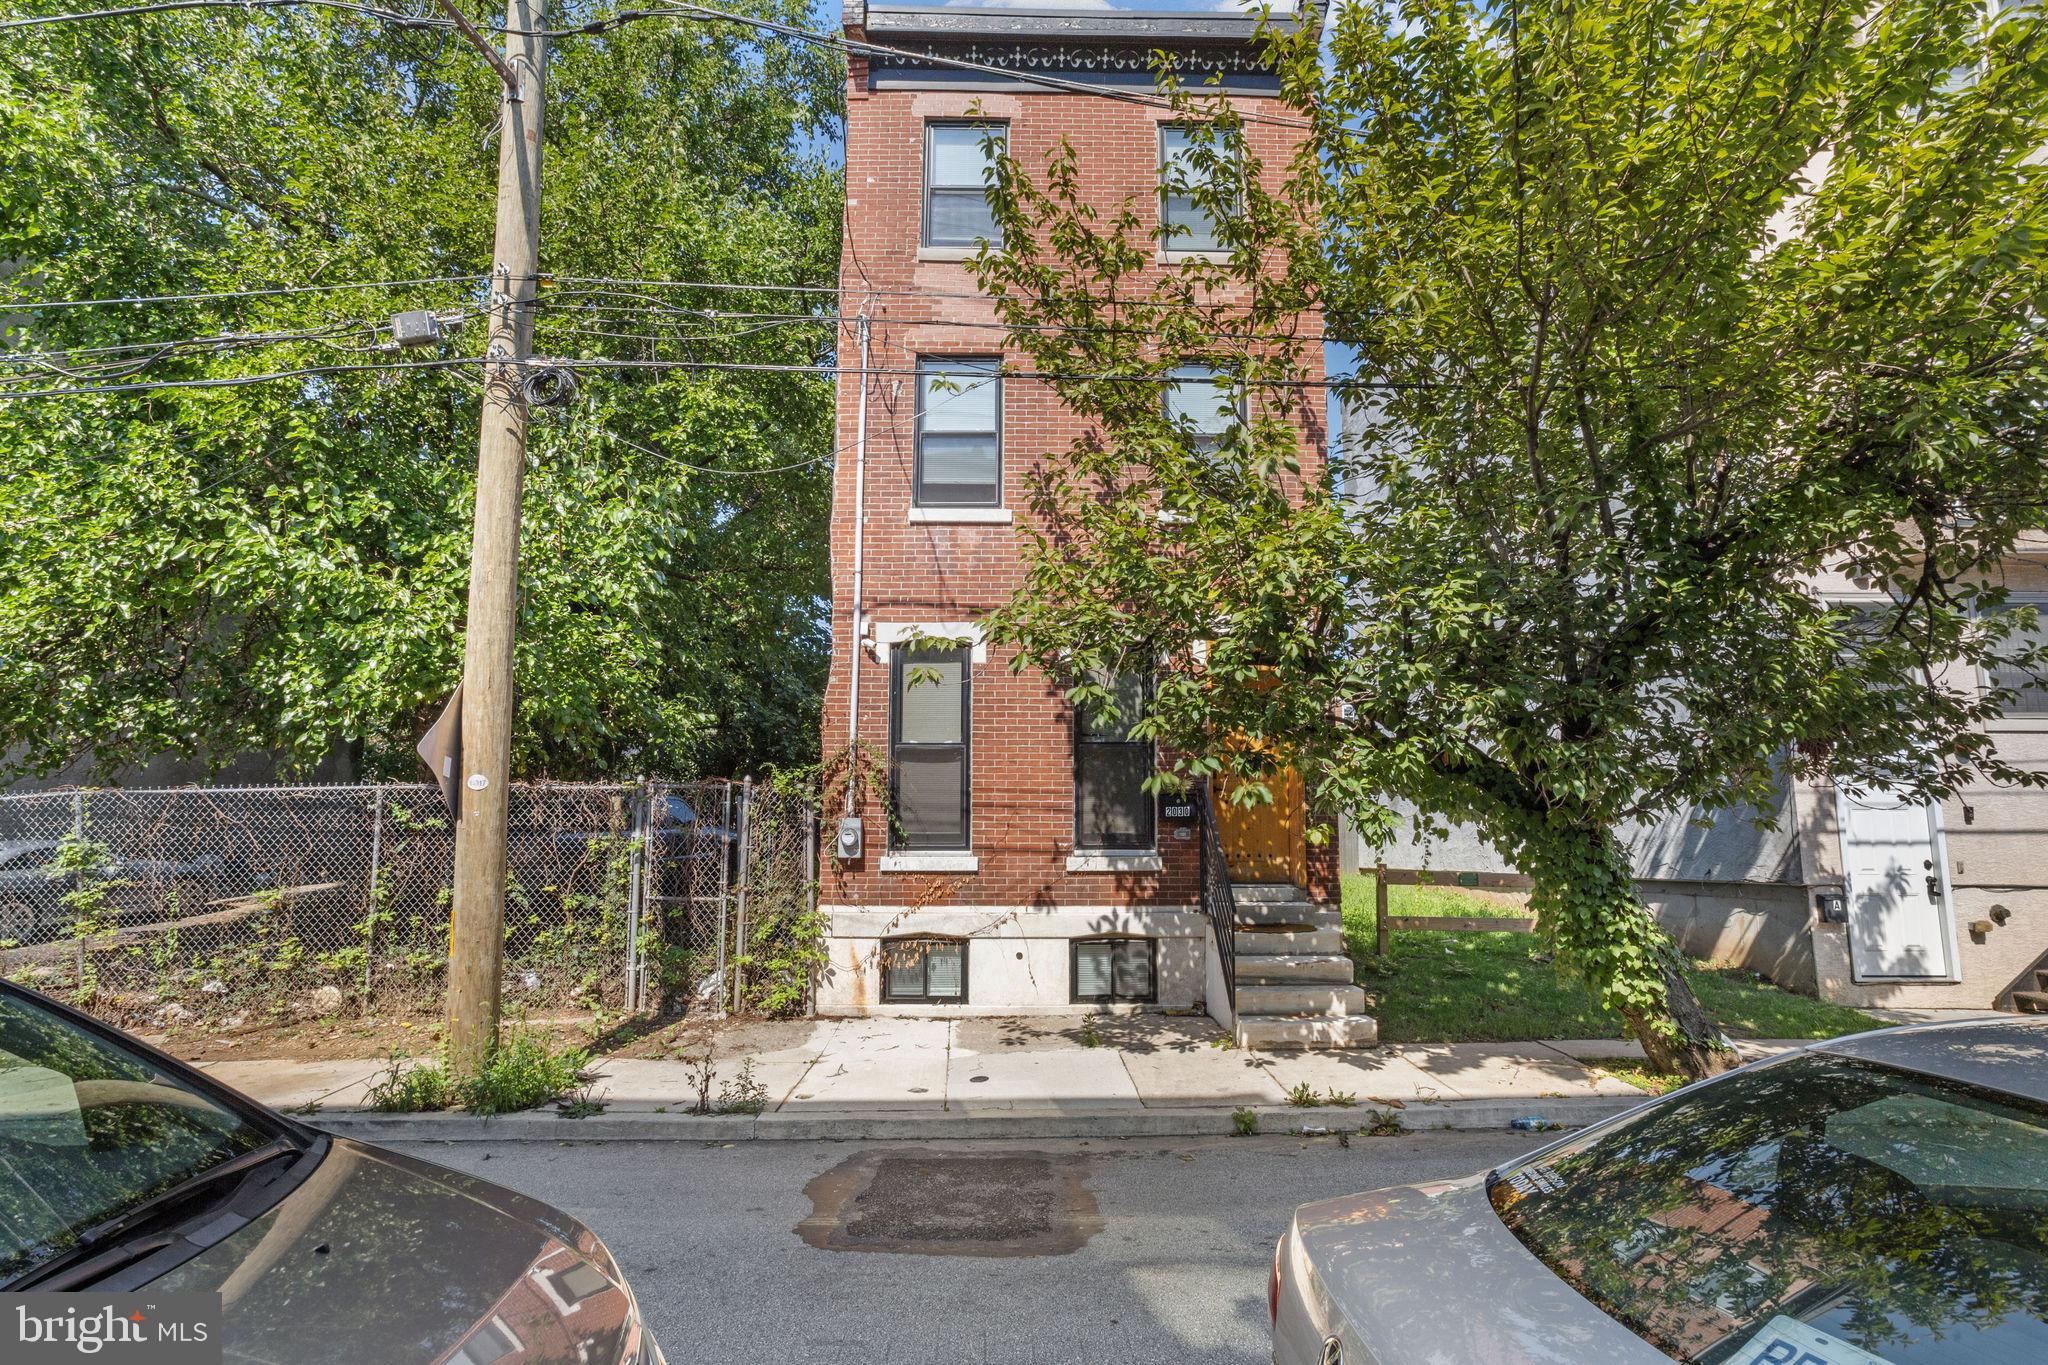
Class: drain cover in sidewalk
797,1151,1103,1257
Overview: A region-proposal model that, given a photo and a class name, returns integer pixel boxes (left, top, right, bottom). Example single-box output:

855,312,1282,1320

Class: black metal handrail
1193,782,1237,1015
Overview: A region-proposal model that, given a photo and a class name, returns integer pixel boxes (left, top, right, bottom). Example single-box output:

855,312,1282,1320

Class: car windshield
0,987,274,1284
1490,1053,2048,1364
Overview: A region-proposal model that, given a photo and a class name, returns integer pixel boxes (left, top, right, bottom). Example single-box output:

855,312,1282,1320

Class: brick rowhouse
816,1,1333,1017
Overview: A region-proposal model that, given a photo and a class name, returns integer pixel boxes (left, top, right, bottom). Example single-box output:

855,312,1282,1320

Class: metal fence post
624,782,647,1013
732,778,753,1015
363,787,385,998
714,781,731,1020
803,803,819,1017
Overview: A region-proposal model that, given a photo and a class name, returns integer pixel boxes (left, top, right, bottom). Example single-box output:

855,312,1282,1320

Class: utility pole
443,0,545,1074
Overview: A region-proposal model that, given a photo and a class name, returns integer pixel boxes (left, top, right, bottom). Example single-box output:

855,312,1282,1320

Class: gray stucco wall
1342,775,1819,993
1343,773,1803,888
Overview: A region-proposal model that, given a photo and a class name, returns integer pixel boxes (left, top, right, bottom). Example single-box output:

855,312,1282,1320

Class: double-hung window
1164,365,1242,457
915,358,1002,507
1159,124,1235,252
924,122,1007,249
882,936,967,1003
1984,603,2048,715
1072,938,1157,1003
1074,671,1155,850
891,644,971,849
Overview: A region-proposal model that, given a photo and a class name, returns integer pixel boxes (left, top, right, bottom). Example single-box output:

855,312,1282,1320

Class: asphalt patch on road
797,1150,1104,1257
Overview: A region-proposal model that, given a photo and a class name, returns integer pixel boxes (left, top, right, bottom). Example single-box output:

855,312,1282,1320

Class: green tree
0,3,841,781
974,0,2048,1075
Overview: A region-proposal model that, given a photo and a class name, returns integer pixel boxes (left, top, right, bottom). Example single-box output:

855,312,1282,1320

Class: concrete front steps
2013,960,2048,1014
1230,882,1377,1049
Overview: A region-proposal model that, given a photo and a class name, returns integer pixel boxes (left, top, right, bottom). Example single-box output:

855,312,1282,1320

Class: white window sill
1066,851,1163,873
1985,715,2048,732
916,246,981,263
880,852,980,873
1157,249,1231,265
909,506,1012,524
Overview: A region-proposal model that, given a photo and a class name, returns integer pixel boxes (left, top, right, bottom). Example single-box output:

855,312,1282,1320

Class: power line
0,0,1315,129
0,352,1369,401
0,274,484,312
599,425,826,477
0,0,449,30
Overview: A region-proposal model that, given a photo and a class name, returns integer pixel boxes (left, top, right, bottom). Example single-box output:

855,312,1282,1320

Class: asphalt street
389,1129,1534,1365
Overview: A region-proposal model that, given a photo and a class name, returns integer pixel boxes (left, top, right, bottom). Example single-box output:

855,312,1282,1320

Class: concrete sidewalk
196,1014,1819,1140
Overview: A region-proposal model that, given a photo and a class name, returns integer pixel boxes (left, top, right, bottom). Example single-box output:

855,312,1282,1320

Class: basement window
1072,937,1156,1004
881,936,968,1004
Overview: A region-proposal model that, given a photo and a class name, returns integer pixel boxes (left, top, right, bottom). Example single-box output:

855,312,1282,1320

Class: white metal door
1836,785,1957,981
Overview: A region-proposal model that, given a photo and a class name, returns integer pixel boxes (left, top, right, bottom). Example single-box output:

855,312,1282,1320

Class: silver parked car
1271,1017,2048,1365
0,980,663,1365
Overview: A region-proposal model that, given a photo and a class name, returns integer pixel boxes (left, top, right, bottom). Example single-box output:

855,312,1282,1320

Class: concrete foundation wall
816,905,1207,1015
1811,884,2048,1010
1204,924,1234,1033
1641,880,1818,995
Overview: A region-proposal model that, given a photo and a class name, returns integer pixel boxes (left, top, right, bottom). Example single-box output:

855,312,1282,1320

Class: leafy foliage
0,2,842,781
365,1024,588,1114
973,1,2048,1074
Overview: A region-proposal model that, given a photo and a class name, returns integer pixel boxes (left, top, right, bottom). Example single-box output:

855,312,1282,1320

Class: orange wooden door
1214,762,1306,886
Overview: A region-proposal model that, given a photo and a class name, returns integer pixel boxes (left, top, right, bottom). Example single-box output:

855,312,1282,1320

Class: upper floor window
916,358,1002,506
1075,671,1155,850
1159,124,1235,253
1983,604,2048,715
1164,365,1243,457
925,122,1007,249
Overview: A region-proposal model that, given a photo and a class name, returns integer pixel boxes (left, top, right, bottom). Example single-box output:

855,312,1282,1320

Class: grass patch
365,1027,589,1116
1342,873,1885,1046
1592,1064,1689,1096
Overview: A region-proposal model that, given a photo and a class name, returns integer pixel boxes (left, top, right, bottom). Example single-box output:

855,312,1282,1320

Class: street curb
312,1094,1647,1143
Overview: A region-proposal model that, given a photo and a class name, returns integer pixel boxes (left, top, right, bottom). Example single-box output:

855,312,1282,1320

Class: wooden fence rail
1372,864,1538,955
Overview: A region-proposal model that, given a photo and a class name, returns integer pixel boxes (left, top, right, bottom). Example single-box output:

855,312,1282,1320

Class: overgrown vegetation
0,1,842,783
365,1026,589,1116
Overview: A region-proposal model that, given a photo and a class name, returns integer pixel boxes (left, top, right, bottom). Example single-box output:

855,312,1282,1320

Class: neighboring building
816,2,1371,1043
1338,383,2048,1014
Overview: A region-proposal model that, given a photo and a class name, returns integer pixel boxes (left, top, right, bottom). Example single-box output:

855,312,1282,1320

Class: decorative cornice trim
870,39,1278,77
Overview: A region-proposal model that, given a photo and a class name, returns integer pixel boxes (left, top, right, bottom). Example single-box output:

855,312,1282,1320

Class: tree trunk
1517,821,1739,1080
1623,960,1740,1079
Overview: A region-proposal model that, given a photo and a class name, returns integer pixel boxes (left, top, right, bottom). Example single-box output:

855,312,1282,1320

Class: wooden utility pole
445,0,545,1074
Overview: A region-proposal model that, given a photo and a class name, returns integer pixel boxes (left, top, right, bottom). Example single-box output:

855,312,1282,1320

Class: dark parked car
0,840,269,945
0,980,663,1365
1272,1017,2048,1365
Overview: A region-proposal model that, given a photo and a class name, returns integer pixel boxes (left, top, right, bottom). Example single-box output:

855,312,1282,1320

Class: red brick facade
816,12,1328,1010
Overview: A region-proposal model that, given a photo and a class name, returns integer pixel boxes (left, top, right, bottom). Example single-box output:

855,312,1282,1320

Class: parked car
0,979,663,1365
1271,1017,2048,1365
0,839,269,944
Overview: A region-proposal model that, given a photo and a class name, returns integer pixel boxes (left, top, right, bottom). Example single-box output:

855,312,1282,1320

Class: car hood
153,1138,636,1365
1291,1175,1666,1365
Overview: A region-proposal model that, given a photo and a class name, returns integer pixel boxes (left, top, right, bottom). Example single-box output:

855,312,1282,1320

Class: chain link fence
0,779,818,1029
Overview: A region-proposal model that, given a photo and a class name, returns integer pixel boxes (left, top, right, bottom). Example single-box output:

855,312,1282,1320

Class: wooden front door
1214,763,1306,886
